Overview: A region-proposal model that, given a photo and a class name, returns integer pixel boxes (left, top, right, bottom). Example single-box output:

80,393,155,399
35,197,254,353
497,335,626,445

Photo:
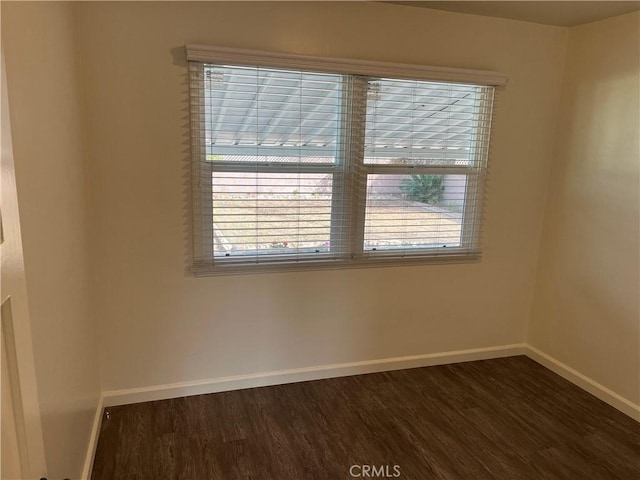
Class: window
187,46,504,274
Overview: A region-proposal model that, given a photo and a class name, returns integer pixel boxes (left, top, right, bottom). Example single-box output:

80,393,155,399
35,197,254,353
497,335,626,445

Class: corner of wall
524,11,640,408
523,26,571,345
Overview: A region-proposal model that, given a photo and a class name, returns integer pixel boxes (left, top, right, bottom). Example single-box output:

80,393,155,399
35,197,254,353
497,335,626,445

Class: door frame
1,48,47,479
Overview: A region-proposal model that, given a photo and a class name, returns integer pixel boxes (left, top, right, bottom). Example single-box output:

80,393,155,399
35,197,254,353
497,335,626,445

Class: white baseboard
81,394,104,480
525,345,640,422
102,344,526,408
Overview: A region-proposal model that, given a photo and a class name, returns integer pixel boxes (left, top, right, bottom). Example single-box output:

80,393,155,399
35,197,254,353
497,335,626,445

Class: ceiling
384,1,640,27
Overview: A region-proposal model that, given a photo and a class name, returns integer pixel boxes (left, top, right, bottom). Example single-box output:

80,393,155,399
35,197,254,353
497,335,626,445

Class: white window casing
187,45,505,275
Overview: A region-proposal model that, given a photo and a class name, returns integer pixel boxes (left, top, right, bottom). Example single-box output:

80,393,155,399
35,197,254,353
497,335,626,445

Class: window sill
191,252,481,276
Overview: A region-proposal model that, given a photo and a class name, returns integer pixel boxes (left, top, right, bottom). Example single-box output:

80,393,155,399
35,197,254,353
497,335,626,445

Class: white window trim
187,46,505,276
185,45,508,87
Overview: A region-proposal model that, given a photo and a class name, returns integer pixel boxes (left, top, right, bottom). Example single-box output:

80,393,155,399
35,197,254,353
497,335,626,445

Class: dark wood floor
91,356,640,479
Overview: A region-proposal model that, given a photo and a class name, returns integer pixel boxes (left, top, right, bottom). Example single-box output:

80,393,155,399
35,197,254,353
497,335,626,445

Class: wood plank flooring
91,356,640,479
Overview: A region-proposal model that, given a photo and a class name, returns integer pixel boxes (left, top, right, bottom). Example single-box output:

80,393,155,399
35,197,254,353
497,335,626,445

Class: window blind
188,47,500,274
361,78,494,257
190,64,359,267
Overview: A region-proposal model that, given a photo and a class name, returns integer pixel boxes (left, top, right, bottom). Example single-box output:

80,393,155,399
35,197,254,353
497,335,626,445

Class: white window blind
361,78,493,256
188,46,501,275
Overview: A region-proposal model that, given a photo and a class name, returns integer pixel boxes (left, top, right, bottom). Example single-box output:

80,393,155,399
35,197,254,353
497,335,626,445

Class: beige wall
2,2,637,473
529,12,640,404
2,2,101,478
76,2,567,392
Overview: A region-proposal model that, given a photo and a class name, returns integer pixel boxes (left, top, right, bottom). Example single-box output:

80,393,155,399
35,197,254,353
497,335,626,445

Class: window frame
187,46,506,275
